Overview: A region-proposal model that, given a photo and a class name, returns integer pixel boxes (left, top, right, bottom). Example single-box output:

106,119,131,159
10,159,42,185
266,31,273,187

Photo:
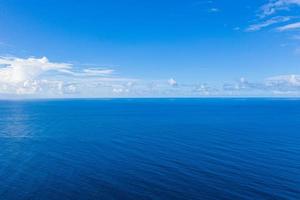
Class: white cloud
112,88,124,94
223,75,300,95
264,75,300,95
209,8,220,13
246,16,291,31
265,74,300,86
168,78,178,87
0,57,75,96
248,1,300,53
194,84,218,95
82,69,114,76
0,56,300,97
248,0,300,33
0,56,130,97
0,56,71,83
223,77,258,91
277,21,300,31
260,0,300,17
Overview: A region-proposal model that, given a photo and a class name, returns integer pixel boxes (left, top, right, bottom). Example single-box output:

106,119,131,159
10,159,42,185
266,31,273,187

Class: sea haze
0,99,299,199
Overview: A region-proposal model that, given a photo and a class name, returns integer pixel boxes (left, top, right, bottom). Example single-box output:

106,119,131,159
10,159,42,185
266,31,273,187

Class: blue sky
0,0,300,98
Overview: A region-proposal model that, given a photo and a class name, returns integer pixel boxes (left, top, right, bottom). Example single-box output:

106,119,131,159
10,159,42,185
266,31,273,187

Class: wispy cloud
209,8,220,13
248,0,300,32
247,0,300,53
277,21,300,31
246,16,291,31
260,0,300,18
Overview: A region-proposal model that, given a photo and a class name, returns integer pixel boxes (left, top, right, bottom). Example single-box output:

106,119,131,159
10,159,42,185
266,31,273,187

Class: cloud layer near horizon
0,56,300,98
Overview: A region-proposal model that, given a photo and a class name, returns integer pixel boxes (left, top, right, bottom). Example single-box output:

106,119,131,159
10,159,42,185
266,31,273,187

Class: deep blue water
0,99,299,200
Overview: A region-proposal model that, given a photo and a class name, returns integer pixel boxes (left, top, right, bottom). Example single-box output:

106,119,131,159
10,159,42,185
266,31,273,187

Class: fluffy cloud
193,84,219,95
0,57,72,96
0,57,71,83
0,56,131,97
223,75,300,95
266,74,300,86
168,78,178,87
263,75,300,95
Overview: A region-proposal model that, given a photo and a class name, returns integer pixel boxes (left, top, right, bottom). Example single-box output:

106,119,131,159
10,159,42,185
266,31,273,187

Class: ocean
0,98,299,200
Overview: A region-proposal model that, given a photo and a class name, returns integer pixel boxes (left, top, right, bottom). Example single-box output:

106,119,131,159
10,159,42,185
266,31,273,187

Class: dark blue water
0,99,299,200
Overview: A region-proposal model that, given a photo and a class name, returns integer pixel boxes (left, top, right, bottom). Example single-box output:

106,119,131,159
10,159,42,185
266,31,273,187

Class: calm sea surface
0,99,299,200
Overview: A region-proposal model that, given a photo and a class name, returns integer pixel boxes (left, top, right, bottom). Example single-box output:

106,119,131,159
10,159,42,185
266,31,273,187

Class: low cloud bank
0,56,299,98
